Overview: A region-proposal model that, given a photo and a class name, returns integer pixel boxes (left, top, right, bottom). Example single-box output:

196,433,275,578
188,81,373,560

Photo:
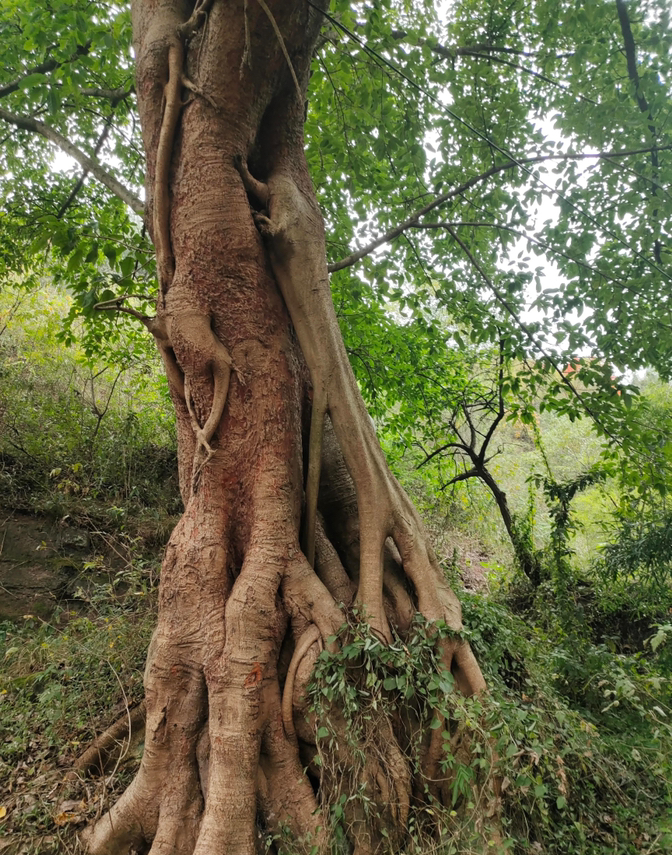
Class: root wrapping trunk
82,1,489,853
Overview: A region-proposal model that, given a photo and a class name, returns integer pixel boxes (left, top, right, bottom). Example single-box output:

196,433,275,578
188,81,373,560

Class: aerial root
314,516,355,607
145,316,186,401
450,637,487,696
282,554,344,645
177,0,214,41
180,73,217,109
282,625,322,738
166,312,241,489
234,154,269,206
315,700,411,854
302,383,327,568
153,4,216,301
154,42,184,294
260,684,327,851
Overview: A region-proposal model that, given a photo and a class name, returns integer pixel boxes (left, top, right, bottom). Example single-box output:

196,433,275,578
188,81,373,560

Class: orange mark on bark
244,662,263,687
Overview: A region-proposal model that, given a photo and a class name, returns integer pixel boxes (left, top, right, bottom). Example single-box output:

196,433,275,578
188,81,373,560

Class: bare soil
1,511,105,620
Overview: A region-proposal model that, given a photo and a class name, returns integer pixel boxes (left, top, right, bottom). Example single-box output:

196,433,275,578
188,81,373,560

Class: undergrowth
1,288,671,853
0,597,155,853
0,287,180,523
304,602,672,855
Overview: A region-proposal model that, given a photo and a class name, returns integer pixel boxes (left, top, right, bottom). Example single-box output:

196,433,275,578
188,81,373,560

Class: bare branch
95,296,155,327
79,85,135,103
388,32,591,100
57,116,113,218
0,107,144,216
478,342,506,464
389,32,573,60
91,368,124,439
327,145,670,273
440,468,480,489
417,441,473,469
411,220,624,286
459,49,596,105
461,402,477,450
445,225,617,441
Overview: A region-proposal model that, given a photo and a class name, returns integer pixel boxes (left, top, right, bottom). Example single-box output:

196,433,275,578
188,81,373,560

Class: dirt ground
0,511,107,621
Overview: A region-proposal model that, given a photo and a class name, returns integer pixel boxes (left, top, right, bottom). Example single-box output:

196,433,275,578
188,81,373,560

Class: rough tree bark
82,1,487,853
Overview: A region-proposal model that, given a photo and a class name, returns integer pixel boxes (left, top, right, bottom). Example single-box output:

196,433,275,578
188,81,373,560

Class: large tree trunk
82,2,487,853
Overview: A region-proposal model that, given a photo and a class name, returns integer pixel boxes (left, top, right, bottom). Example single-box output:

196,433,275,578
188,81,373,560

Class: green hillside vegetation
1,288,671,854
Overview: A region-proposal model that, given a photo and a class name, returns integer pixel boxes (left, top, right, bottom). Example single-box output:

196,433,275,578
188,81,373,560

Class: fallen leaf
54,799,87,826
55,812,80,826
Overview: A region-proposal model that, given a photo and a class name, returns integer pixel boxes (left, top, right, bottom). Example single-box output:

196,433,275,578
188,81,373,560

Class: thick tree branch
0,107,144,216
95,294,155,325
327,145,670,273
615,0,650,115
0,43,91,99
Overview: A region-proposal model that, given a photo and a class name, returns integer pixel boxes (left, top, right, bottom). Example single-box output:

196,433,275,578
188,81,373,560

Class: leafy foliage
307,600,672,854
0,287,179,518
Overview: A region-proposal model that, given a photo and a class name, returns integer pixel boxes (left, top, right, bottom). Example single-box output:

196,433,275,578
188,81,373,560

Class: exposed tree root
282,625,322,738
74,702,147,778
88,2,494,852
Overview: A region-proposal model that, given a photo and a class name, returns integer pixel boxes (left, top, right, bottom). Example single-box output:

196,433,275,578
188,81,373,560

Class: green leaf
18,73,48,90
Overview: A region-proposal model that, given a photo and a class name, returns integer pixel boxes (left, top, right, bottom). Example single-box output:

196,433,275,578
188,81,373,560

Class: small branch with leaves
327,145,671,273
0,107,144,215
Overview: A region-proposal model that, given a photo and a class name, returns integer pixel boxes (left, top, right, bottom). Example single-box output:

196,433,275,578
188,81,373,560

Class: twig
459,49,596,105
446,225,617,441
57,116,114,218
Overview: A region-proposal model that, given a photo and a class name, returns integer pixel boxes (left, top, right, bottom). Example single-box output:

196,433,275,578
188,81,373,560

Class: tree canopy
2,0,670,414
